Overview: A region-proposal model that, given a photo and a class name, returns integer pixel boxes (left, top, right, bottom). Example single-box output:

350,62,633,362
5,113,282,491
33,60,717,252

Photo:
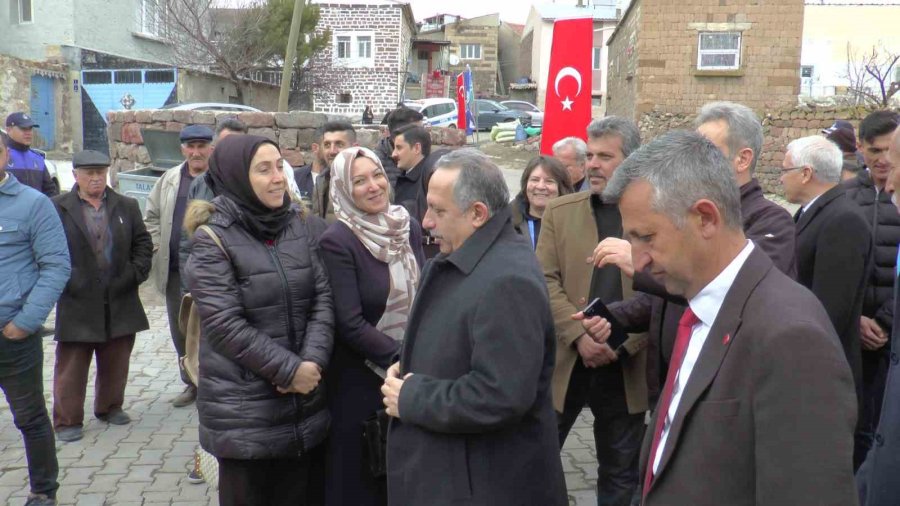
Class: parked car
474,100,531,130
160,102,262,113
418,98,459,128
500,100,543,127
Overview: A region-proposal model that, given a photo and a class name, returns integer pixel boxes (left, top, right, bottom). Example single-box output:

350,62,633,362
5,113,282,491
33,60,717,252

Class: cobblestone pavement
0,283,602,505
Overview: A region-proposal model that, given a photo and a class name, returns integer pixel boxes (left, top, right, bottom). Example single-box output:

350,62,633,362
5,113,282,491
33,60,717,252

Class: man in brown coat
604,130,857,505
536,116,647,506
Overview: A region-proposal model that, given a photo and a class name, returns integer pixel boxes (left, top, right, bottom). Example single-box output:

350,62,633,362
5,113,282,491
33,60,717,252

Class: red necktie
642,307,700,503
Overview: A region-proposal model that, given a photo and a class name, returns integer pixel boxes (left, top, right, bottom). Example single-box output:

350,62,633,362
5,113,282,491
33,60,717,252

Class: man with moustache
51,150,152,442
311,121,357,223
536,117,648,506
145,124,213,407
857,123,900,506
0,132,70,506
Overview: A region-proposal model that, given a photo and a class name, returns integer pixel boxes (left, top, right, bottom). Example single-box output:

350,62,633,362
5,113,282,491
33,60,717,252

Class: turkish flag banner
456,73,467,130
540,17,593,156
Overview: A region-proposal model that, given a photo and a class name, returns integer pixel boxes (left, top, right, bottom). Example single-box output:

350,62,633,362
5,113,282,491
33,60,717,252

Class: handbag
363,409,390,478
178,224,229,492
178,224,228,386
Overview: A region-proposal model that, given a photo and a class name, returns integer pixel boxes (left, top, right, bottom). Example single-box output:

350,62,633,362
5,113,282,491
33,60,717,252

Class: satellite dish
449,54,460,66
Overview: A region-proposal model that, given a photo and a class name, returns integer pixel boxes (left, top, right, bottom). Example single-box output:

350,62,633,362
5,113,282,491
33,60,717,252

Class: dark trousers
52,335,135,428
165,269,190,385
856,348,891,470
0,362,59,498
218,456,310,506
558,361,645,506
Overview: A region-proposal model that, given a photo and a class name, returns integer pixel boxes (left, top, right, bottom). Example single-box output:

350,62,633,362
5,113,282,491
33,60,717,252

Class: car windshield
482,100,507,111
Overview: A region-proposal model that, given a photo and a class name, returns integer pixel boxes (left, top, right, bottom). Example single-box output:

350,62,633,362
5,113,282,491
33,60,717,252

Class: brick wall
312,4,407,116
634,105,893,195
105,109,467,181
607,3,641,120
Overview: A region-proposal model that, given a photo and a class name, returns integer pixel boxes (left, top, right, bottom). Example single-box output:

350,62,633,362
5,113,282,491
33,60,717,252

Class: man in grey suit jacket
856,124,900,506
381,149,566,506
600,131,858,505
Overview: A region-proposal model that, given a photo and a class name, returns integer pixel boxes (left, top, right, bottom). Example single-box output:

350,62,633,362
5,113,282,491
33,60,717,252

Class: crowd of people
1,101,900,506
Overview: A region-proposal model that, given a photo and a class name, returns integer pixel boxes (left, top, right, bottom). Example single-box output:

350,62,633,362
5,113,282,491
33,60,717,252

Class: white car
500,100,543,127
417,98,459,128
160,102,262,113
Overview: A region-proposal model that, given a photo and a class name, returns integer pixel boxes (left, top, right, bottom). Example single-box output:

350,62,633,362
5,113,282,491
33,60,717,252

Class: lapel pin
722,334,731,345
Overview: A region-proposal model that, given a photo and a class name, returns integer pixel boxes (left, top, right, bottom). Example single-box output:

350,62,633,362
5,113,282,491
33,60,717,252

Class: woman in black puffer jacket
184,135,333,505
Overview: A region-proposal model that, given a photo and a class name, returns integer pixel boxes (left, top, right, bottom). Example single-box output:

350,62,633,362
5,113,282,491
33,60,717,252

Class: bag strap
197,224,229,260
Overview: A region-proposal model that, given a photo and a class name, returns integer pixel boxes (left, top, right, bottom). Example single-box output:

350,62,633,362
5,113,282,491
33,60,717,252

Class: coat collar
439,207,512,275
795,184,844,234
58,186,121,243
739,178,763,202
648,246,773,489
0,173,24,195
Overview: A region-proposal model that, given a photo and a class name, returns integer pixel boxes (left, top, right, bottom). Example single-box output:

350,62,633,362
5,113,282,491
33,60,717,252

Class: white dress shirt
651,240,755,474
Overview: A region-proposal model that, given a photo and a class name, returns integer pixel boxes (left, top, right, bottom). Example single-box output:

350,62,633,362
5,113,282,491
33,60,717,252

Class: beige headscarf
330,147,420,348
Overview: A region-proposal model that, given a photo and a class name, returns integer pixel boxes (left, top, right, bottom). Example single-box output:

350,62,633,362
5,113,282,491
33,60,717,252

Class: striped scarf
330,147,420,345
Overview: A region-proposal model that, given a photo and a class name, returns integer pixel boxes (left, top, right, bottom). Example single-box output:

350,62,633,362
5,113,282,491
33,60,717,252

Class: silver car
500,100,543,127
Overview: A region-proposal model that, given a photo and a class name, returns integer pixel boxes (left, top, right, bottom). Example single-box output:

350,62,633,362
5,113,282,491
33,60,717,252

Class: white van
417,98,459,128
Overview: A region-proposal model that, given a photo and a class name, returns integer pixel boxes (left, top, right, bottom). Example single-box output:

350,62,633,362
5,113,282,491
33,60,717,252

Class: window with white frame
333,32,375,67
10,0,33,23
593,47,602,70
460,44,482,60
139,0,167,37
697,32,741,70
336,36,352,59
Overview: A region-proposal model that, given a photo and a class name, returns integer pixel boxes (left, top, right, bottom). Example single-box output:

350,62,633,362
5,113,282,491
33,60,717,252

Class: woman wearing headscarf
319,147,424,506
510,155,574,250
183,135,333,505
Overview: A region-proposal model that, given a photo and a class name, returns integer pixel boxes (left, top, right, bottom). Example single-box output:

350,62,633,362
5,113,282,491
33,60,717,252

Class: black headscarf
208,135,294,241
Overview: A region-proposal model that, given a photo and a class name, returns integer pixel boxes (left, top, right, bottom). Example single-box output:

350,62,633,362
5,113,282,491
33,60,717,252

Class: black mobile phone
582,298,629,351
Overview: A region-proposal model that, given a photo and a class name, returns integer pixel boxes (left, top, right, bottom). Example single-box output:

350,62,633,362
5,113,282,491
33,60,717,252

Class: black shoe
24,494,57,506
97,408,131,425
55,426,83,443
172,385,197,408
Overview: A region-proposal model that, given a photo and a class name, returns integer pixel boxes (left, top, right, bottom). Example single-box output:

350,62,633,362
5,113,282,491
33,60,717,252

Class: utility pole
278,0,305,112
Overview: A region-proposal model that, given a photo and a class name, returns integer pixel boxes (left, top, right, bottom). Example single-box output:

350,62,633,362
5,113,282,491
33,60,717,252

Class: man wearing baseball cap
145,125,213,408
5,112,58,197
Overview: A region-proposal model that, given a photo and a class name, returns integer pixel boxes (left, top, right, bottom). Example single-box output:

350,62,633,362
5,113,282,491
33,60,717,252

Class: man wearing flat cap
51,150,152,443
4,112,58,197
145,124,213,408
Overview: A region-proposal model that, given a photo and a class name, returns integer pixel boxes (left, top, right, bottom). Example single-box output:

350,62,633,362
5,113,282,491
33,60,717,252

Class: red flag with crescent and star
456,73,467,130
540,17,594,156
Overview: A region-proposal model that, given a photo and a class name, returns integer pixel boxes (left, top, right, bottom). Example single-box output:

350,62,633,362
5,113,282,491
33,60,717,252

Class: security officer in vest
5,112,58,197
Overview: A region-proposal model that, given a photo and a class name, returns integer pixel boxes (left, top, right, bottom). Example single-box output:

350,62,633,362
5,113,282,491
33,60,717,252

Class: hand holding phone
581,298,629,351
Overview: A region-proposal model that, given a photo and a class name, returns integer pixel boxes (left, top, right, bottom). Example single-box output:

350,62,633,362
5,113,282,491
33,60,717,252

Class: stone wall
608,0,803,120
0,54,73,153
105,109,467,182
635,105,894,195
445,14,501,97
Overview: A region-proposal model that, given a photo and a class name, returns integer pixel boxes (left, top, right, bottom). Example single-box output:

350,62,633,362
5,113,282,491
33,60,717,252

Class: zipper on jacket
265,240,307,457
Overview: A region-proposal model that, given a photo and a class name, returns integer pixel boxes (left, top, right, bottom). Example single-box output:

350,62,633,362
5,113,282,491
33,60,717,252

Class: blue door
30,75,56,150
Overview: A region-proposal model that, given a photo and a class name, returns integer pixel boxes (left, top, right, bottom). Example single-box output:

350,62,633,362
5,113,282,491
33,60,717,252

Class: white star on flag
561,96,574,111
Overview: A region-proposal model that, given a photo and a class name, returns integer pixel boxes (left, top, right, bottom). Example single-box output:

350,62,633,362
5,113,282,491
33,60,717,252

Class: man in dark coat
51,150,152,443
842,110,900,469
856,125,900,506
382,149,566,506
606,101,799,403
5,112,58,197
604,131,857,506
781,135,871,416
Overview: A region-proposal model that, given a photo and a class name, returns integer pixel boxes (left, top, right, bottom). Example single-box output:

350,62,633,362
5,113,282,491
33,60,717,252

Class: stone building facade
311,1,415,118
606,0,804,121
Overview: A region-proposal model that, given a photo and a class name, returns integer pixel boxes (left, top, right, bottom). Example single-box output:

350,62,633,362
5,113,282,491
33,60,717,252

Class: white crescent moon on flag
458,86,465,97
554,67,583,97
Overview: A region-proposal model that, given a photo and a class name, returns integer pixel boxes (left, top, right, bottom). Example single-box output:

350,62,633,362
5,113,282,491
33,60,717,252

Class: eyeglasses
780,166,807,174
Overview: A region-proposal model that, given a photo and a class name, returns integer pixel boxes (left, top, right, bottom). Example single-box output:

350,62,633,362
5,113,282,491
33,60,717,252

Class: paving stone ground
0,283,602,505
